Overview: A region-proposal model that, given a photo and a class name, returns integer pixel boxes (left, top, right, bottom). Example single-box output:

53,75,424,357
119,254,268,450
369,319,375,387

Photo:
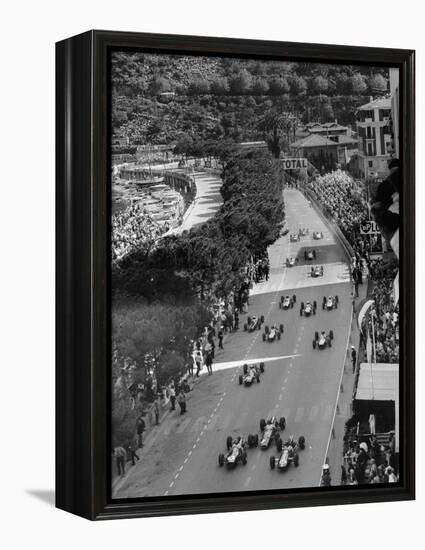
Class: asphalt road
114,189,352,499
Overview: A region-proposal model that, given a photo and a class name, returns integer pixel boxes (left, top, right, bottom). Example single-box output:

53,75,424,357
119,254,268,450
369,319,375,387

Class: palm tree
258,108,298,158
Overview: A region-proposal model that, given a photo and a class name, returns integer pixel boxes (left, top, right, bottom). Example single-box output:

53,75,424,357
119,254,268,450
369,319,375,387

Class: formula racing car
313,231,324,240
269,435,306,470
312,330,334,349
300,300,317,316
259,416,286,449
290,233,300,242
304,249,317,261
310,265,324,277
322,295,338,310
239,363,265,386
279,294,296,310
262,324,284,342
286,257,298,267
218,435,258,468
243,315,264,332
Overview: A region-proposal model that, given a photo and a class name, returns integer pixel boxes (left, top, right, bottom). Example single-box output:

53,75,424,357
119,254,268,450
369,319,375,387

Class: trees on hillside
258,108,299,158
368,73,388,94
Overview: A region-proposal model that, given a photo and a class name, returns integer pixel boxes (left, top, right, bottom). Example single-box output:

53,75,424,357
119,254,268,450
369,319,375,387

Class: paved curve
114,189,352,499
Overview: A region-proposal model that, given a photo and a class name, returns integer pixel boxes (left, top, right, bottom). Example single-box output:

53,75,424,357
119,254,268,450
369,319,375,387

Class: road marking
170,481,174,487
244,476,252,487
175,473,179,479
188,451,192,456
164,490,169,496
193,444,196,449
184,458,188,464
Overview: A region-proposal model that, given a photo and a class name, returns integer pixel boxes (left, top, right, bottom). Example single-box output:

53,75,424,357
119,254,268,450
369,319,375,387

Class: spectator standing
205,352,213,376
351,346,357,373
126,438,140,466
177,390,187,415
218,329,224,349
154,399,160,425
194,350,203,377
114,446,127,476
136,415,146,448
234,308,239,331
169,382,176,410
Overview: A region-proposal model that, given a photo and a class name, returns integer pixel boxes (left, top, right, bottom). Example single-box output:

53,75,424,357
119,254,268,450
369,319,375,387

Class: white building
357,97,392,180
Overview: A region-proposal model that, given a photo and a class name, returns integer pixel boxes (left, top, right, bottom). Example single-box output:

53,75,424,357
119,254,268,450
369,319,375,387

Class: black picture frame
56,30,415,520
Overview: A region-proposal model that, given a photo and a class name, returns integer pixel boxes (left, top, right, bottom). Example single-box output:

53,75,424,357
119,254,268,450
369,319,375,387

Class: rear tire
226,436,233,451
218,453,224,467
315,331,319,340
313,340,316,349
265,325,269,334
260,419,266,432
260,315,265,323
270,456,276,469
239,375,243,385
298,436,305,450
294,454,299,467
260,362,265,373
301,301,304,309
247,435,253,447
247,316,251,326
280,324,284,333
330,330,334,340
279,417,286,431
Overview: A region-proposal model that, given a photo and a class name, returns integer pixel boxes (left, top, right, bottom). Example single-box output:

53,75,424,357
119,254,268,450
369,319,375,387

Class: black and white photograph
110,52,401,499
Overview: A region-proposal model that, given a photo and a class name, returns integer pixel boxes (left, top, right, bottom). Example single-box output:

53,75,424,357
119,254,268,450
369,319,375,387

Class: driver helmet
323,464,329,472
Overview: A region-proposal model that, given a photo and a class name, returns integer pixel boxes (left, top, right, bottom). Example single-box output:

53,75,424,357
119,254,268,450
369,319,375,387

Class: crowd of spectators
112,202,167,265
342,430,398,485
308,170,368,244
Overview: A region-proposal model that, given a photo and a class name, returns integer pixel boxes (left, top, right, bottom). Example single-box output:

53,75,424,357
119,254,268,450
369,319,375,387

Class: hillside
111,52,389,145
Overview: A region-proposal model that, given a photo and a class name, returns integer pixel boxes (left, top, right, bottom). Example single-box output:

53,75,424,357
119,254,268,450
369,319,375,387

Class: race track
114,189,353,499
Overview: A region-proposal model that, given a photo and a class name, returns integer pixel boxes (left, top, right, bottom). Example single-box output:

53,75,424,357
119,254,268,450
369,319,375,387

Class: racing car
262,324,284,342
259,416,286,449
322,295,338,310
313,231,323,240
243,315,264,332
269,435,306,470
286,257,298,267
312,330,334,349
239,363,265,386
304,249,317,261
298,228,309,237
310,265,324,277
300,300,317,316
290,233,300,242
218,434,258,468
279,294,296,309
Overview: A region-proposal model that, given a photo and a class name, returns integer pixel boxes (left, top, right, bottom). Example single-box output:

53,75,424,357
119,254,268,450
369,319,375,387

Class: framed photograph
56,30,415,520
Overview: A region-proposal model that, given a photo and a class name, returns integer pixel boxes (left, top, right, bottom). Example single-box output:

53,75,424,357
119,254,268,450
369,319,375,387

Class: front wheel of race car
298,436,305,449
260,362,265,373
239,375,243,385
270,456,276,469
313,340,316,349
247,316,251,326
279,417,286,431
294,454,299,467
218,453,225,467
315,331,319,340
330,330,334,340
260,418,266,432
247,435,253,447
265,325,269,334
226,436,233,451
279,324,284,333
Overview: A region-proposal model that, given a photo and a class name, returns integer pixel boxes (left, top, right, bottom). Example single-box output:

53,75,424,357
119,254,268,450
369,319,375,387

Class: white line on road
179,466,183,472
170,481,174,487
164,490,169,496
244,477,252,487
175,473,179,479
